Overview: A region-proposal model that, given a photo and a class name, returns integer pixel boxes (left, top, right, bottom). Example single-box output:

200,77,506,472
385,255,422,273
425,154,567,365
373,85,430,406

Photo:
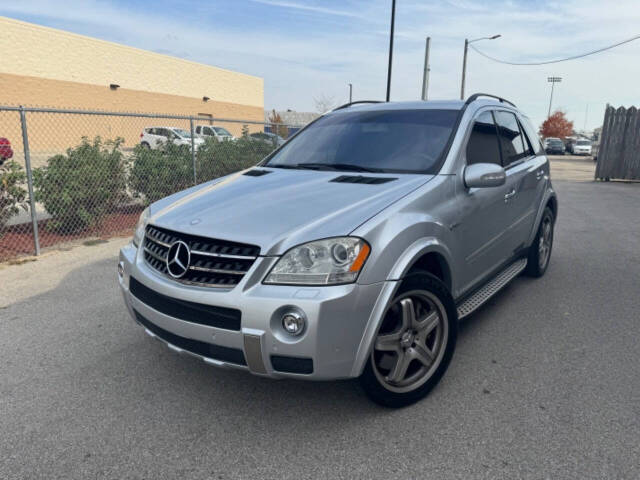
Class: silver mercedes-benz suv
118,94,557,407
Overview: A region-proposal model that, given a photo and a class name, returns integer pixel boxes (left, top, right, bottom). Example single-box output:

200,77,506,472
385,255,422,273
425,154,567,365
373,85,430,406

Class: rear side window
519,115,544,155
466,111,501,165
494,111,528,167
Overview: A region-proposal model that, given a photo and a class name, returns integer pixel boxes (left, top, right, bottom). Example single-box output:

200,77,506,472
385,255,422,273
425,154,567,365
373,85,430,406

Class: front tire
359,273,457,408
525,206,554,277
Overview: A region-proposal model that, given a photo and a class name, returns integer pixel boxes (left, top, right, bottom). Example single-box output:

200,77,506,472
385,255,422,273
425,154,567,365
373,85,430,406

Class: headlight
132,207,150,248
264,237,370,286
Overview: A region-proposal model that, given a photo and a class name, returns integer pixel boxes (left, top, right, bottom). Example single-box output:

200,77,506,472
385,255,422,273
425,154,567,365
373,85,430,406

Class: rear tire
141,142,151,149
359,273,457,408
525,207,554,277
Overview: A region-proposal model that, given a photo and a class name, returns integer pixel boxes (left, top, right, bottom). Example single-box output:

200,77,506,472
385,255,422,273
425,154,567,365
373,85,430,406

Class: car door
518,114,549,240
204,127,217,140
455,110,513,294
494,110,540,255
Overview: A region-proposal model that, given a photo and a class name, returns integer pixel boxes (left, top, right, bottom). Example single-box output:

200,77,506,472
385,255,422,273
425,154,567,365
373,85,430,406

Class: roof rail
332,100,383,112
465,93,516,108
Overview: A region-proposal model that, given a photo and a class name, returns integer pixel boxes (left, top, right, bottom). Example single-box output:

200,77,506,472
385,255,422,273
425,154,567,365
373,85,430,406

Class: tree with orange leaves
539,111,573,139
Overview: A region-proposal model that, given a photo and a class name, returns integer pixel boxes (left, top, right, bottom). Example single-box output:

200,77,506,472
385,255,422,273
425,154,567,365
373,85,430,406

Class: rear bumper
118,242,388,380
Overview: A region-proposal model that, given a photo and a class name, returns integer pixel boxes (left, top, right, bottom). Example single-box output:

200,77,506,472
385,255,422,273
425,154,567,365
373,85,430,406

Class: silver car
118,94,557,407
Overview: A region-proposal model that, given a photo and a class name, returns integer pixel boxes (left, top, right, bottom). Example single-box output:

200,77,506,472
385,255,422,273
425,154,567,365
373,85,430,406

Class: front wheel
525,207,554,277
359,273,457,408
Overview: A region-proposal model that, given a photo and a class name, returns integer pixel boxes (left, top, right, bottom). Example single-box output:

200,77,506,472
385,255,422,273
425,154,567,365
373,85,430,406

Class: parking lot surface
1,179,639,479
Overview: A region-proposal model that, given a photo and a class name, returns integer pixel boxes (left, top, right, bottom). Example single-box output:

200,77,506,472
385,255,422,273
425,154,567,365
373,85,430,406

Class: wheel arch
351,238,456,377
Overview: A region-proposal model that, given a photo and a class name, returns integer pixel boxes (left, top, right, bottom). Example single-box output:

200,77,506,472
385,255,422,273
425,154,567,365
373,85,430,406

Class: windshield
172,128,192,139
577,140,591,145
549,140,563,145
213,127,232,136
264,109,459,173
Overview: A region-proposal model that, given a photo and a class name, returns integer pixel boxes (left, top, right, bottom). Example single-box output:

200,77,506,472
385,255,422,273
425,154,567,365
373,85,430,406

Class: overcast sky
2,0,640,130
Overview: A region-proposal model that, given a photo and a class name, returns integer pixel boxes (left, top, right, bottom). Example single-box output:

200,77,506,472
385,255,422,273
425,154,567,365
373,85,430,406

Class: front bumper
118,242,388,380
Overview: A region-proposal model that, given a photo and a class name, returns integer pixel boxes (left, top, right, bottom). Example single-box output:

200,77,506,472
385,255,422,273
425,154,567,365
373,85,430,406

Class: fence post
190,117,197,185
19,106,41,256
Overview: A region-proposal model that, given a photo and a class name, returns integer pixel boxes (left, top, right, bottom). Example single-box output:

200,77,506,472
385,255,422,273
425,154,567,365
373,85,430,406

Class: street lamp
460,34,501,100
348,83,353,103
386,0,396,102
547,77,562,118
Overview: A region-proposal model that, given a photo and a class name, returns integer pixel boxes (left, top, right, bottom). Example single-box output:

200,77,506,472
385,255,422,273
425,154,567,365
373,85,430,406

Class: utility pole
460,34,501,100
421,37,431,100
460,39,468,100
547,76,562,118
386,0,396,102
348,83,353,103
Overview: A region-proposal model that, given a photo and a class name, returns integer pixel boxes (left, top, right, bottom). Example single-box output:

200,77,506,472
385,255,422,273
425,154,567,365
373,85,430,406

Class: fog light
282,312,305,336
117,262,124,278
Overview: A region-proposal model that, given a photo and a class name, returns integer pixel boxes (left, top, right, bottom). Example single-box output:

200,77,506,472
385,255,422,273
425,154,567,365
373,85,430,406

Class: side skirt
456,258,527,320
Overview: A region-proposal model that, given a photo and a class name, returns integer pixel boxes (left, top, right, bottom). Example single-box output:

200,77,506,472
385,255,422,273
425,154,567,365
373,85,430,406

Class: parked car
119,95,557,407
195,125,235,142
0,137,13,166
544,137,565,155
571,139,592,156
249,131,285,147
140,127,204,150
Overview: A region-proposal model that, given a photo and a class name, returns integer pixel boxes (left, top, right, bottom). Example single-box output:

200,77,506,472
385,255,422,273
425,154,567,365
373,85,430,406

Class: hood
149,168,432,255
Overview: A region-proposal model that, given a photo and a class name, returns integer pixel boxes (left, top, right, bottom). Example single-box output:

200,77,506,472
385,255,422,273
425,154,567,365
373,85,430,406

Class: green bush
0,160,28,235
34,136,127,233
129,142,194,205
195,136,274,183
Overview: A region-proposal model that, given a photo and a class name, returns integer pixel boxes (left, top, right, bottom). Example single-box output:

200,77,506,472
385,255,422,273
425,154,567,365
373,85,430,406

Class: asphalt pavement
1,179,639,479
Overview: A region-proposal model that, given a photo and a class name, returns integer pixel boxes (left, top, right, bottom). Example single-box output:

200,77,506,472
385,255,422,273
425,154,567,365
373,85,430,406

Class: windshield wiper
295,163,385,173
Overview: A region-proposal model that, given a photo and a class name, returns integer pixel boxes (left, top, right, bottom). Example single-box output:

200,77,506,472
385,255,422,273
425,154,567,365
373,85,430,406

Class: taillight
140,132,144,138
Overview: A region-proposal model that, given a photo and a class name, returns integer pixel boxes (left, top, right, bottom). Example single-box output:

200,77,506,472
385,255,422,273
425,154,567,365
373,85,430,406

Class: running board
456,258,527,319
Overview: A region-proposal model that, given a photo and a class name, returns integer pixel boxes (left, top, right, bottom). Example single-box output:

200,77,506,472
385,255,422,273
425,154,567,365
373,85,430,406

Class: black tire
359,273,457,408
524,206,554,277
141,142,151,149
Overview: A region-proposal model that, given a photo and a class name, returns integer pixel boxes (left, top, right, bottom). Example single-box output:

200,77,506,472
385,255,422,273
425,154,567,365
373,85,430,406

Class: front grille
143,224,260,288
134,310,246,366
129,277,241,331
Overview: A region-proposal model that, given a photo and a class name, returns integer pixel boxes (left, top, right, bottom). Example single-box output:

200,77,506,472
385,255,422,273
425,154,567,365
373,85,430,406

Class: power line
469,34,640,65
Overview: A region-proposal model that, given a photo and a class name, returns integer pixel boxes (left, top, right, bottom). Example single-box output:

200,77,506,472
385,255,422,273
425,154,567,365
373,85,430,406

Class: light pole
421,37,431,100
460,34,501,100
386,0,396,102
348,83,353,103
547,77,562,117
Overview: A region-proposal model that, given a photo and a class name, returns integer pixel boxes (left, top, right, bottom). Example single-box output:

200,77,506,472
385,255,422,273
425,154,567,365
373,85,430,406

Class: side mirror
464,163,506,188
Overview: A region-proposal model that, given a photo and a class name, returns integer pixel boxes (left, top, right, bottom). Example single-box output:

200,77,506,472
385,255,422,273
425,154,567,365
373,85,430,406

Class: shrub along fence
0,106,294,261
595,105,640,181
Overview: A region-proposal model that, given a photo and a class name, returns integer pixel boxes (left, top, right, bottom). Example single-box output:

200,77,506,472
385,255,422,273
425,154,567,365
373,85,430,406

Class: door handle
536,169,545,180
504,189,516,202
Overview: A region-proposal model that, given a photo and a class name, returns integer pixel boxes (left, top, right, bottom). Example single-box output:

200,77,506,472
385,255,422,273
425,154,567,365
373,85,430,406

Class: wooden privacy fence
595,105,640,181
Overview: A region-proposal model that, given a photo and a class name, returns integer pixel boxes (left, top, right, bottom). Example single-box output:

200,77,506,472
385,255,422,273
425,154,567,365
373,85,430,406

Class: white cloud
248,0,360,18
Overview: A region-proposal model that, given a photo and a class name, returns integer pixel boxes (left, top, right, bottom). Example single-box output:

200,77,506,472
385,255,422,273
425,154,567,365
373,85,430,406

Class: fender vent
330,175,397,185
243,169,272,177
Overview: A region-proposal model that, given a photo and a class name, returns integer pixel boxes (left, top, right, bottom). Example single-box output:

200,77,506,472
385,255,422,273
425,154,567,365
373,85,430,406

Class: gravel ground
1,179,639,480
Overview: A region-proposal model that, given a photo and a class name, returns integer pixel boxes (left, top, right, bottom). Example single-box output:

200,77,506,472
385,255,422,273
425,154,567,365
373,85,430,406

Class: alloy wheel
538,216,553,270
371,290,448,393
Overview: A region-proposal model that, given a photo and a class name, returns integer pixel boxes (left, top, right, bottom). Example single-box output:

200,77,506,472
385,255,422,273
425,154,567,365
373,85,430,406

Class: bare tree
313,94,335,113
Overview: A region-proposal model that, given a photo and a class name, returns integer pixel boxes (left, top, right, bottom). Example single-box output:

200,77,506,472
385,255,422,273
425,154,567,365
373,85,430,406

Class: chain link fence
0,106,295,262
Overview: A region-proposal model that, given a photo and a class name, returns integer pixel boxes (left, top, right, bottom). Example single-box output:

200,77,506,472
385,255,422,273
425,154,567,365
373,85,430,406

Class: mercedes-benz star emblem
166,240,191,278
